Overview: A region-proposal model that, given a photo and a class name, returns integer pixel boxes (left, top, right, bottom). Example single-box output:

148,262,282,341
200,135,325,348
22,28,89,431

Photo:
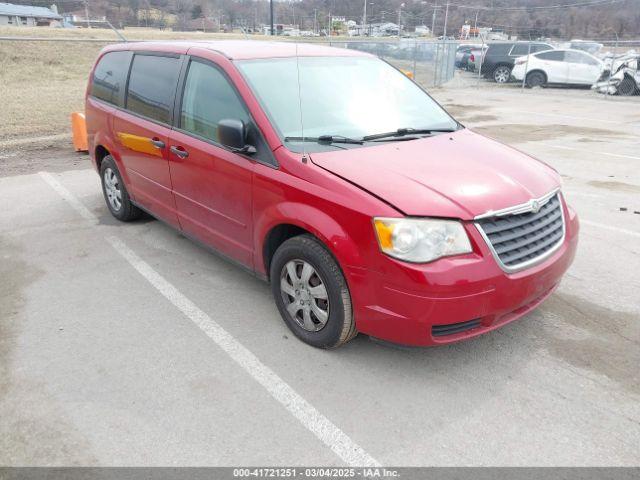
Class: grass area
0,26,261,41
0,40,103,142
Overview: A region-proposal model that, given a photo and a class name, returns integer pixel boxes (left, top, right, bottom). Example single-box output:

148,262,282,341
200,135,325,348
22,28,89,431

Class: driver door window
180,60,250,144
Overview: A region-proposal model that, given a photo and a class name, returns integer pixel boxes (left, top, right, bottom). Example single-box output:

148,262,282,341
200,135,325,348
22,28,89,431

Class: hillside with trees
11,0,640,39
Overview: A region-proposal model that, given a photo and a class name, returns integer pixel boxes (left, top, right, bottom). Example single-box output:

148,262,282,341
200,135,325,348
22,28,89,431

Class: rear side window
536,50,565,61
487,44,512,56
90,51,131,107
510,44,531,56
565,51,599,65
179,60,249,143
126,54,181,124
532,44,553,52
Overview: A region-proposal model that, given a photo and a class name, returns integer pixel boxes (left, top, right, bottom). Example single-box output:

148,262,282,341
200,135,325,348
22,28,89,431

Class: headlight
373,217,472,263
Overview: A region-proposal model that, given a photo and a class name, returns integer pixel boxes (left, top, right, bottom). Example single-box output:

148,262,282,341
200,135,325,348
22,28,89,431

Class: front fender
254,201,365,277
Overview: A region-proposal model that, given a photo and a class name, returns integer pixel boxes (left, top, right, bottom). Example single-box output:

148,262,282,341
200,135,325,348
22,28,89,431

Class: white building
0,3,62,27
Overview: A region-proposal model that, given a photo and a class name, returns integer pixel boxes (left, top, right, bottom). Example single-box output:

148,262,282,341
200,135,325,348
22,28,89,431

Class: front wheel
270,234,356,349
526,71,546,88
493,65,512,83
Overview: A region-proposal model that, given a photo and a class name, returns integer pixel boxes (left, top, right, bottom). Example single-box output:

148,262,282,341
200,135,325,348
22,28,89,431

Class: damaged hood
310,129,560,220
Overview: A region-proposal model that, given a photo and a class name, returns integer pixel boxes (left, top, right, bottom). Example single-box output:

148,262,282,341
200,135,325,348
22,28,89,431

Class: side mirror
218,119,256,154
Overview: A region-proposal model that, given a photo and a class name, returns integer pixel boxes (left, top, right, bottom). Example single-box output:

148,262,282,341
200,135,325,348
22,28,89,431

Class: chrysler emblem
530,200,540,213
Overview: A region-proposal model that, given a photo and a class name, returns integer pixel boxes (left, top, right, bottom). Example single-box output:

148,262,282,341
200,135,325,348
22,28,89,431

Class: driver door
168,57,256,266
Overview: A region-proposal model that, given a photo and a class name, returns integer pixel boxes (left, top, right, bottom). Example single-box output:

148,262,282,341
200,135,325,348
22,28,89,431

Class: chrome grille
476,192,564,272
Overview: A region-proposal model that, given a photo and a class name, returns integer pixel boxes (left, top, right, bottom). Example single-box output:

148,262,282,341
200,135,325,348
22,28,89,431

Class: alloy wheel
280,259,330,332
494,66,511,83
103,167,122,211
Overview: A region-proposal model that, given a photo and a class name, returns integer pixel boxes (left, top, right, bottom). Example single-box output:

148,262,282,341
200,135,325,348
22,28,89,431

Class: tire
100,155,142,222
526,71,546,88
618,75,637,96
270,234,356,349
493,65,511,83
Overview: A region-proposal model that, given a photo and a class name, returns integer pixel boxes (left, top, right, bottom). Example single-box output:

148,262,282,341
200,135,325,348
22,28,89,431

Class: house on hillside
0,3,62,27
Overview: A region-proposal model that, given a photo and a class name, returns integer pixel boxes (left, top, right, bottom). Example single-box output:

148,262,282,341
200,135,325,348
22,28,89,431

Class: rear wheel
493,65,511,83
100,155,142,221
270,234,356,349
526,71,546,88
618,75,637,96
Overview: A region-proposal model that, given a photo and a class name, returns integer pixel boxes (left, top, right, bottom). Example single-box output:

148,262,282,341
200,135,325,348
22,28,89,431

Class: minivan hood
310,129,560,220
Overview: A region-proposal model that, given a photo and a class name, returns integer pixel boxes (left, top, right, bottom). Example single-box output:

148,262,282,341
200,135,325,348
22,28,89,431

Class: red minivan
86,41,579,348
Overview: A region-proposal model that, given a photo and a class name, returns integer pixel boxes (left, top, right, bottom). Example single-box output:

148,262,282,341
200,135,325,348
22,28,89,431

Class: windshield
236,56,458,152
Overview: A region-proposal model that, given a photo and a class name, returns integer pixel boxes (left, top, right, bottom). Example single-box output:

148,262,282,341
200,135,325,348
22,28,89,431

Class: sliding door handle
150,138,165,149
170,145,189,159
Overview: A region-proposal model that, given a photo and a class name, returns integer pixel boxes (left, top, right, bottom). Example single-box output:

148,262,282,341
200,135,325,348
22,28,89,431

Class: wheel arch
92,133,132,189
95,145,110,171
256,203,365,280
526,69,548,83
493,62,512,72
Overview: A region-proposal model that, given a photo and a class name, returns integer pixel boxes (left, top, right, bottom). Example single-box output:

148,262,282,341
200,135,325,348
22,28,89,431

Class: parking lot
1,79,639,466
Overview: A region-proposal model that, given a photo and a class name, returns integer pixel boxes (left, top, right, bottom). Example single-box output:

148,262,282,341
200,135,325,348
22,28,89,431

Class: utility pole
270,0,274,36
431,1,437,37
363,0,367,35
443,1,450,38
84,0,90,28
397,3,403,38
314,8,317,35
292,3,296,29
474,10,479,35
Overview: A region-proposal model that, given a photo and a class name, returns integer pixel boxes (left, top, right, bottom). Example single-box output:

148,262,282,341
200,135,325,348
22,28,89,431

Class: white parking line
518,110,639,127
38,171,380,468
39,171,97,223
538,143,640,160
582,219,640,238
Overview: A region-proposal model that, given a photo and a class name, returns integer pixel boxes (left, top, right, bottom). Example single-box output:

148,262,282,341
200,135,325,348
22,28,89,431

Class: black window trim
173,54,278,169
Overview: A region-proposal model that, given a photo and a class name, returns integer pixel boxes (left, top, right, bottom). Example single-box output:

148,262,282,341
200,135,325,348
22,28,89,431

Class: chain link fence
323,39,459,88
319,37,639,97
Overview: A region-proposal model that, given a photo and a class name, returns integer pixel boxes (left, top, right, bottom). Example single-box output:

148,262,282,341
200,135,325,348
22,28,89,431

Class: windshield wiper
284,135,364,145
362,127,458,142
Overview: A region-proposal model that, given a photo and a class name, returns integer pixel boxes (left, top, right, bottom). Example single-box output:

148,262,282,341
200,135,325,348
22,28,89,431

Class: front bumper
345,202,579,347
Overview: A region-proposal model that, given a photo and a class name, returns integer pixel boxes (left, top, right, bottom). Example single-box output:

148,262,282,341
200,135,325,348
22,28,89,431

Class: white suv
512,48,602,87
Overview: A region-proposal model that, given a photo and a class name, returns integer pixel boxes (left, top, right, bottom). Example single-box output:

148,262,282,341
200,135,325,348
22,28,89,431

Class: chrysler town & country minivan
86,41,579,348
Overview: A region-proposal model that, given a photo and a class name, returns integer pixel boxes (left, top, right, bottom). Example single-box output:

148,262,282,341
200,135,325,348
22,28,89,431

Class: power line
448,0,625,11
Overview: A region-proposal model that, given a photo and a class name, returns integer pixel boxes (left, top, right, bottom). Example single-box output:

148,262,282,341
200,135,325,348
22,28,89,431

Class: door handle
150,138,165,149
170,145,189,159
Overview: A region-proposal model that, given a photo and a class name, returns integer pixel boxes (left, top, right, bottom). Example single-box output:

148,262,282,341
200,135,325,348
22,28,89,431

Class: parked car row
456,41,639,95
511,49,603,88
479,41,555,83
